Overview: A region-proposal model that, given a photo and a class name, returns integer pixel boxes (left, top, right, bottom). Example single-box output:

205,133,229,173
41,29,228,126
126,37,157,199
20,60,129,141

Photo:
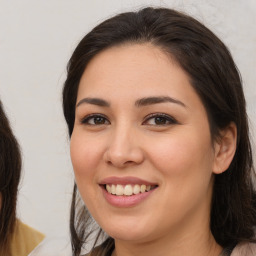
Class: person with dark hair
0,100,45,255
60,7,255,256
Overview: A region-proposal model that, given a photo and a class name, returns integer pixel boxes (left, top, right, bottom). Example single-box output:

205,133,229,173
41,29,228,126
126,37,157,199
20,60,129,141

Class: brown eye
143,113,177,126
154,116,168,125
93,116,106,124
81,114,110,125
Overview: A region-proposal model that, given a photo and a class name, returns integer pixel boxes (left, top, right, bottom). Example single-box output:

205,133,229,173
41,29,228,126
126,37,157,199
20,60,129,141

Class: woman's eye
143,114,177,126
81,115,110,125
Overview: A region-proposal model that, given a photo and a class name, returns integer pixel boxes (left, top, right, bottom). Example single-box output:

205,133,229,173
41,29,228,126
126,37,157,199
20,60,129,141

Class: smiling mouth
104,184,158,196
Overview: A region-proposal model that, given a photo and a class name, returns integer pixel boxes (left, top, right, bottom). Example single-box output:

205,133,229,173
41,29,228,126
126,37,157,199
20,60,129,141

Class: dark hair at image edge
0,100,21,255
62,7,256,256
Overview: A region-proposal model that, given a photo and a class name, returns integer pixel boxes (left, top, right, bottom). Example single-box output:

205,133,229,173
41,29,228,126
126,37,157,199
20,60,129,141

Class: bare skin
72,44,236,256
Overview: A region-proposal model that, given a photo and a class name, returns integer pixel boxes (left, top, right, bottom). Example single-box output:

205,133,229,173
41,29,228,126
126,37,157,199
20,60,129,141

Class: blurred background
0,0,255,239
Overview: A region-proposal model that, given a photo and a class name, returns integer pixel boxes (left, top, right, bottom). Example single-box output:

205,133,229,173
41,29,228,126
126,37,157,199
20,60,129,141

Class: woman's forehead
77,44,194,100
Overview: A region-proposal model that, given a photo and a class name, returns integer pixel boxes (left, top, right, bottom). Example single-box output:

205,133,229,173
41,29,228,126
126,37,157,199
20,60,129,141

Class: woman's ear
212,122,237,174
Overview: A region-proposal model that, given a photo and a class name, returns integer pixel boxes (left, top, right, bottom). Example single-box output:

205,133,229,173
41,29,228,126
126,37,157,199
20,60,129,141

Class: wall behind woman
0,0,255,238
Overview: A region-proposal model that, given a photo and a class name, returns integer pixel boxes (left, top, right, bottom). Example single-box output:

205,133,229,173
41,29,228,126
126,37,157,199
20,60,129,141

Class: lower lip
101,186,156,208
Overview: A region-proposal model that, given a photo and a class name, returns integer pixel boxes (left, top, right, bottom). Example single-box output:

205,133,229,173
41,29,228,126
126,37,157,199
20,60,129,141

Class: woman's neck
112,233,222,256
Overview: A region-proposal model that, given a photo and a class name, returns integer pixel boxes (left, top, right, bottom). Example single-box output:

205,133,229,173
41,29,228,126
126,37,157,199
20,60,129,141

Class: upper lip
99,176,157,186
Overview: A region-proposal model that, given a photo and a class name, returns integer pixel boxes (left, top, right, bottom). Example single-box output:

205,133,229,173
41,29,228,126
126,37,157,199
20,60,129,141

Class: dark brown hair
62,7,256,256
0,100,21,255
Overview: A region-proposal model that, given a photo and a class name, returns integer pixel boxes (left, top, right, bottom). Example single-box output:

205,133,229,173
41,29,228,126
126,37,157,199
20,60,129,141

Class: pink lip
99,176,158,208
99,176,157,186
101,186,156,208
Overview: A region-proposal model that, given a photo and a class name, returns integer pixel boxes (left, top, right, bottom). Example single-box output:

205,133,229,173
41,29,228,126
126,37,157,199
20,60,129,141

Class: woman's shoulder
231,241,256,256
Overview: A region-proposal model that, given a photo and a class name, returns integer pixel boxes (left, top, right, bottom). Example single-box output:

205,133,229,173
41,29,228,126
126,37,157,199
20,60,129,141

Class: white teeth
115,185,124,196
105,184,153,196
124,185,133,196
141,184,146,193
111,184,116,194
133,184,141,194
106,184,111,193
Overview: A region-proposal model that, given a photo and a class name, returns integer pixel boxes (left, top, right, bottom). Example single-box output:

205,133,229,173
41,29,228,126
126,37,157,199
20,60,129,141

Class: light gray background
0,0,255,239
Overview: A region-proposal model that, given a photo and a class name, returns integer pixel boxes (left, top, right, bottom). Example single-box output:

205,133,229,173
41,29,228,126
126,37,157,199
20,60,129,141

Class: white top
28,236,72,256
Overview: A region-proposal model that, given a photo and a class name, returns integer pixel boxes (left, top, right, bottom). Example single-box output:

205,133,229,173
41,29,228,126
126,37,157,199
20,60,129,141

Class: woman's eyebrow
76,97,110,108
76,96,186,108
135,96,187,108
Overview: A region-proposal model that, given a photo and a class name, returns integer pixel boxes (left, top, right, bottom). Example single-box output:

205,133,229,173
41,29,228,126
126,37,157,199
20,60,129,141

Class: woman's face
70,44,218,243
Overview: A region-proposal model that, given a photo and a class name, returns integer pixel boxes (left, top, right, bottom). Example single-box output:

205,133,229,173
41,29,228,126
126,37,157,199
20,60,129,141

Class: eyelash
80,113,178,126
80,114,110,125
142,113,178,126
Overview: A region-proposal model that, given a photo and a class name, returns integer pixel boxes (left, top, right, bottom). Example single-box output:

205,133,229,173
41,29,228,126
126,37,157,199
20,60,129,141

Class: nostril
103,137,144,167
124,160,135,165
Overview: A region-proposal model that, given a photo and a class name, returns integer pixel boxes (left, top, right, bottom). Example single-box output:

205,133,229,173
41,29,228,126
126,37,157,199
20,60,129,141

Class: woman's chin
109,231,148,242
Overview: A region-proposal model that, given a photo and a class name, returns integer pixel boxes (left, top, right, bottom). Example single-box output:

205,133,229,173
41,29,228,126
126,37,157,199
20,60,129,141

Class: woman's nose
103,126,144,168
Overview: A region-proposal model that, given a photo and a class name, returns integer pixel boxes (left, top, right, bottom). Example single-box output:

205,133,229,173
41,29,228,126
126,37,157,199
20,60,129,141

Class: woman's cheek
71,130,91,163
148,136,189,170
149,132,211,178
